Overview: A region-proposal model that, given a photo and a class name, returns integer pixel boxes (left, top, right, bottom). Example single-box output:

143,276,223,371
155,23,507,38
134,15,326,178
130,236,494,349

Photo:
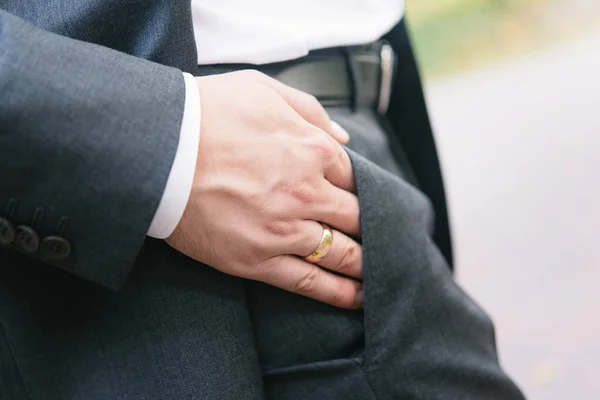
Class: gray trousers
248,107,525,399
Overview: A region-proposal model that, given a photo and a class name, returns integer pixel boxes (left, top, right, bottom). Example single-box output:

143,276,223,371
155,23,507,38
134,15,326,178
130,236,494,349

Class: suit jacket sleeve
0,10,186,289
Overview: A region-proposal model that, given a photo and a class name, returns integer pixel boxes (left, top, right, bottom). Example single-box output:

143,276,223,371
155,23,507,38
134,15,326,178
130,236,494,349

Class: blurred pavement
424,31,600,399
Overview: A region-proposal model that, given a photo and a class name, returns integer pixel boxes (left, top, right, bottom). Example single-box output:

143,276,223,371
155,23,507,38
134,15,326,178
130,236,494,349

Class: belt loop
342,47,360,113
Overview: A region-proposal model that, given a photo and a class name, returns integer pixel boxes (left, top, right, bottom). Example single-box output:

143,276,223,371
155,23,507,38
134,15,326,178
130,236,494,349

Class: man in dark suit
0,1,525,399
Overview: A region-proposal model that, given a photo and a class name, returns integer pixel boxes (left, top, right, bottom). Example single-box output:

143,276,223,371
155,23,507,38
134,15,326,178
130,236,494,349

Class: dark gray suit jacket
0,2,525,399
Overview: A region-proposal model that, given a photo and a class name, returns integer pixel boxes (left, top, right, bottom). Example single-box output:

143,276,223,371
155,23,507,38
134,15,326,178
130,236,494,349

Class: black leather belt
204,41,396,114
260,41,395,114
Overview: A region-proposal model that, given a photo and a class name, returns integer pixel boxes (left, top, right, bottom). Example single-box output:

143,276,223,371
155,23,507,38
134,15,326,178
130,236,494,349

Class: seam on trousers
263,357,379,400
263,356,363,377
226,279,266,400
290,297,328,356
351,358,380,400
0,319,34,400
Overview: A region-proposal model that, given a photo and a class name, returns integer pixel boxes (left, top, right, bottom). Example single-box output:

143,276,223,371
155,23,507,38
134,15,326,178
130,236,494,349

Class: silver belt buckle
377,43,394,115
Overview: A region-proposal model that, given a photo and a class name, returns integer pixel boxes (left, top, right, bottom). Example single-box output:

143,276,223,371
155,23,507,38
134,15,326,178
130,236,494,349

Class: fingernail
331,121,350,144
354,288,364,308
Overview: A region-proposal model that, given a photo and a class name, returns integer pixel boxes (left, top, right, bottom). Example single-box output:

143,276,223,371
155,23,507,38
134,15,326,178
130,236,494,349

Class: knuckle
308,136,336,160
295,268,321,295
333,192,348,215
337,239,358,274
328,280,347,307
329,145,348,169
328,142,343,162
334,193,357,223
290,182,317,204
265,219,299,238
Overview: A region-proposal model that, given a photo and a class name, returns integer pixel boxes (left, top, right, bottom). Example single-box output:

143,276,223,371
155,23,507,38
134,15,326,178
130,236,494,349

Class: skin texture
166,70,364,309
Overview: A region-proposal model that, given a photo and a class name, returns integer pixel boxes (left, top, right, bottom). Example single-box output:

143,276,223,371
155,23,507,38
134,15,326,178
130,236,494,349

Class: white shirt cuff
147,72,201,239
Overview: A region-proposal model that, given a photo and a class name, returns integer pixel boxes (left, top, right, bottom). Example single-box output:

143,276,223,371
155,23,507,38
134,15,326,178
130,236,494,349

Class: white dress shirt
147,72,201,238
147,1,404,238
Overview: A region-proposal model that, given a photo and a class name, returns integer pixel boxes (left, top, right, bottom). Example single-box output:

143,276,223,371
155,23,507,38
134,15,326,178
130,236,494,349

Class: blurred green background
405,1,600,399
406,0,600,77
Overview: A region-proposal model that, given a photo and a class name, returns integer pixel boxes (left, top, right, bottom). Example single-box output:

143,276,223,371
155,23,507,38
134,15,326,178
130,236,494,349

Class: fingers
258,255,363,309
330,121,350,145
301,125,355,193
248,71,350,145
323,146,356,194
284,220,362,279
300,183,360,237
312,227,363,279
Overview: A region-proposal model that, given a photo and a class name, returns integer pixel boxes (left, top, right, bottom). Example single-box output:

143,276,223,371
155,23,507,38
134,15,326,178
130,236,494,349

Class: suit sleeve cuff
147,72,200,239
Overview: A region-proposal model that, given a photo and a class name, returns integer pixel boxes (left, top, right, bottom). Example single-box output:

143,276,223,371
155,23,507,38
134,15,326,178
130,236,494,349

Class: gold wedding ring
304,223,334,263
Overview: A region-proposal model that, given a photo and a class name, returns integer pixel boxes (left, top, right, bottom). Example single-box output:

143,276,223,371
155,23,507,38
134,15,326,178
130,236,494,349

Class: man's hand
167,70,363,309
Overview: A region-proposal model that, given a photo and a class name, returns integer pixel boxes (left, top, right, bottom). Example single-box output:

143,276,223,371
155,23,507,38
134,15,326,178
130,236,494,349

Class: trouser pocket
262,358,377,400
